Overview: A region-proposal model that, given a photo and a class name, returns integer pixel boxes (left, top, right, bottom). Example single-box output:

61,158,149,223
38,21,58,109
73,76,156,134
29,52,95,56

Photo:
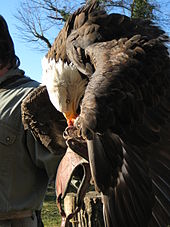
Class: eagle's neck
42,57,85,88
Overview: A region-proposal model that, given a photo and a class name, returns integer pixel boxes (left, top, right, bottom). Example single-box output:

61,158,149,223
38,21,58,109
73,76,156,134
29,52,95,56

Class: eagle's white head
42,57,87,126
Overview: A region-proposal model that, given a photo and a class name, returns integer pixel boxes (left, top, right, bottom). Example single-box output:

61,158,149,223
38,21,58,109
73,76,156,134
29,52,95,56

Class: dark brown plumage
22,2,170,227
22,85,67,154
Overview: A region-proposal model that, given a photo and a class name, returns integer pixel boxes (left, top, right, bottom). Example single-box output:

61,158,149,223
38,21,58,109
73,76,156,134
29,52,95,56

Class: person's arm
26,129,64,180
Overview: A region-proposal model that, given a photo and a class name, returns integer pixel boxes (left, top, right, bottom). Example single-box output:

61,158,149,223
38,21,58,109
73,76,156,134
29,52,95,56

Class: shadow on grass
41,180,61,227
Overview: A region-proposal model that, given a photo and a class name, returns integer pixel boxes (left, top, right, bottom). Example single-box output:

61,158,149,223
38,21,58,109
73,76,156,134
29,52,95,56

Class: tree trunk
64,191,104,227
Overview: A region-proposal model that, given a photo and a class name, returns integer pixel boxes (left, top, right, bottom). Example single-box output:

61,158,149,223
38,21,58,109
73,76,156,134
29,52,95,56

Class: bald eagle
23,1,170,227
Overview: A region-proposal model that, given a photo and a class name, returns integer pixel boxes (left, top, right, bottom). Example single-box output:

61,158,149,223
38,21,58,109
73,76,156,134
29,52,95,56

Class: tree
15,0,168,52
130,0,156,19
15,0,81,50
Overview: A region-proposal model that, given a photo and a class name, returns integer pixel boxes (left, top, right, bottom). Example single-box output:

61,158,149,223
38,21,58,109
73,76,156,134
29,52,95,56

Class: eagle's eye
66,98,70,104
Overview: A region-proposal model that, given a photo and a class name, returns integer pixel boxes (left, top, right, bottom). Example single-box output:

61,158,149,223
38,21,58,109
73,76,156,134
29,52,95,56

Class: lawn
41,181,61,227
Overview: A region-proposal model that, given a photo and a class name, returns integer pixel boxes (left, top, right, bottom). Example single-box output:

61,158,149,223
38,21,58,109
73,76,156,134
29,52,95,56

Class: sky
1,0,170,83
1,0,45,82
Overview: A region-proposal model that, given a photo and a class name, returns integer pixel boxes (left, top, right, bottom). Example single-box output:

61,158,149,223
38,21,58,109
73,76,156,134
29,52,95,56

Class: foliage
131,0,156,19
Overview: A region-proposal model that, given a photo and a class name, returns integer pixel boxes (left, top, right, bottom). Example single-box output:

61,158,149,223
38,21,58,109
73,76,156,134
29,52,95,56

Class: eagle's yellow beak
63,111,78,126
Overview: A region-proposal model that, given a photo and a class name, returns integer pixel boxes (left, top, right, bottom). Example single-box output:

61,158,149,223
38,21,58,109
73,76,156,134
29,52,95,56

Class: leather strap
56,148,91,227
0,210,33,220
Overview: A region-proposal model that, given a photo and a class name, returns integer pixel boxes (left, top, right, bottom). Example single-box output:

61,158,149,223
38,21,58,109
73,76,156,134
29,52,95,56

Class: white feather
41,56,87,114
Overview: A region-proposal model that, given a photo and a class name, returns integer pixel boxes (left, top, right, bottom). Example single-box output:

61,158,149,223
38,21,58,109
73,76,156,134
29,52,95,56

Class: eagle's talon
82,125,94,140
74,116,81,129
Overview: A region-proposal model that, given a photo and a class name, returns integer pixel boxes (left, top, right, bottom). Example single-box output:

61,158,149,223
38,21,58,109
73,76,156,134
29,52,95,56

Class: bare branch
15,0,83,51
14,0,170,52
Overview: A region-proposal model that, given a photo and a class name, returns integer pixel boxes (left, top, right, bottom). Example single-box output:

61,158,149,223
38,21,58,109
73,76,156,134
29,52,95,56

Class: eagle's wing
65,7,170,227
80,38,170,227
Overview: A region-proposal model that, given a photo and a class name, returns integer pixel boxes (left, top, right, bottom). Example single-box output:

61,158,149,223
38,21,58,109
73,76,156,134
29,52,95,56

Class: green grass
41,182,61,227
